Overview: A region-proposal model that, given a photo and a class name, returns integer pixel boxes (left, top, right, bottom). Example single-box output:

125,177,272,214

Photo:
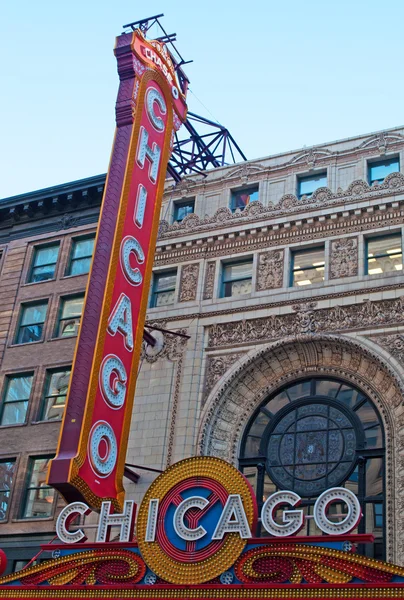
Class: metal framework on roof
122,14,247,182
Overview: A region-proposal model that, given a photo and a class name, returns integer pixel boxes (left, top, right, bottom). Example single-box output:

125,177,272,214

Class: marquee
1,456,404,599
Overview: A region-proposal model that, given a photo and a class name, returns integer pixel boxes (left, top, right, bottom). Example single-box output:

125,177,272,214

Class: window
41,369,71,421
297,172,327,198
368,157,399,185
28,244,60,283
56,295,84,338
0,374,33,426
67,236,95,276
291,247,325,286
240,377,384,558
15,302,48,344
221,260,253,298
22,457,55,519
230,187,259,212
0,459,15,520
173,199,194,222
366,235,402,276
151,270,177,308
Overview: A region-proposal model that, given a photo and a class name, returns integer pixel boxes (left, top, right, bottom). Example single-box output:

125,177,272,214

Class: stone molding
330,237,358,279
158,172,404,239
197,334,404,563
256,250,284,291
155,200,404,266
179,263,200,303
203,261,216,300
208,296,404,348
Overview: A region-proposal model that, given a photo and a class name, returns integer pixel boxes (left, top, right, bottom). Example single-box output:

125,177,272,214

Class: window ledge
21,278,57,288
61,273,89,280
8,340,44,349
11,516,55,523
31,419,62,425
0,422,27,430
48,335,78,343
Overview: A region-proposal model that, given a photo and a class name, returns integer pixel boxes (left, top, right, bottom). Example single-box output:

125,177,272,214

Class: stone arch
197,334,404,563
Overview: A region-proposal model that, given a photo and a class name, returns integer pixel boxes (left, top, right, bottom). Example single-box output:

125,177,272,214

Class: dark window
16,302,48,344
22,457,55,519
221,260,253,298
67,236,95,276
28,244,60,283
368,157,399,185
151,270,177,308
41,369,71,421
230,187,259,212
366,234,402,276
0,459,15,521
173,199,194,222
297,172,327,198
56,295,84,338
0,374,33,426
240,377,384,559
291,247,325,287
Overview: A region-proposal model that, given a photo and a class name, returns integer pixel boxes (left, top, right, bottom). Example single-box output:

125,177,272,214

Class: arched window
239,377,384,559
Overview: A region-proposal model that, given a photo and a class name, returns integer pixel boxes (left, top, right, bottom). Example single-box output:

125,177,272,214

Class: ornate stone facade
256,250,284,290
179,263,200,302
203,261,216,300
330,237,358,279
203,353,245,403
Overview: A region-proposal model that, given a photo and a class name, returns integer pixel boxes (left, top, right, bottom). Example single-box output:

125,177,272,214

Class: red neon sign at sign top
48,32,187,510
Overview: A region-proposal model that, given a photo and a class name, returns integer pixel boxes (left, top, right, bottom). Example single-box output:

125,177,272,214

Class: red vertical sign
48,31,187,510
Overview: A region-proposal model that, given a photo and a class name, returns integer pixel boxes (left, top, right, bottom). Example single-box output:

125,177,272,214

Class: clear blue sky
1,0,403,198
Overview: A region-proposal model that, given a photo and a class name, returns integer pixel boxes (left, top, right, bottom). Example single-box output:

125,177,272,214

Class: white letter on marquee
96,500,136,543
173,496,209,541
146,87,167,133
313,487,362,535
261,491,304,537
100,355,127,409
107,294,134,351
212,494,252,540
120,236,144,286
145,499,159,542
136,126,161,184
56,502,91,544
134,184,147,229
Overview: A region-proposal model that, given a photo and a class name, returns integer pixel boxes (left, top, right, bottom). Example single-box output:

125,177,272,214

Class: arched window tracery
239,377,384,559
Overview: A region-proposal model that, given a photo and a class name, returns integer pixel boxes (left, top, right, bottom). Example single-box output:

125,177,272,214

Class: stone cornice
159,172,404,240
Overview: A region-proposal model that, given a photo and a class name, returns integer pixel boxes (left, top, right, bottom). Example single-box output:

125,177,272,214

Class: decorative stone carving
223,162,266,182
370,334,404,366
57,214,77,230
330,237,358,279
203,262,216,300
158,173,404,239
179,263,199,302
204,353,245,403
141,321,188,363
288,148,333,167
360,131,404,153
197,334,404,563
208,296,404,348
256,250,284,291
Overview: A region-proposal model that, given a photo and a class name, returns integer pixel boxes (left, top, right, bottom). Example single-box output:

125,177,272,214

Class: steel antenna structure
122,14,247,182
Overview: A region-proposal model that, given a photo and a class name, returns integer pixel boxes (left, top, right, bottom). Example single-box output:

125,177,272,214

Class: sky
1,0,404,199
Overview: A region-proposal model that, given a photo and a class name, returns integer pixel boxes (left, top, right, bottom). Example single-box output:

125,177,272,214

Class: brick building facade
1,126,404,571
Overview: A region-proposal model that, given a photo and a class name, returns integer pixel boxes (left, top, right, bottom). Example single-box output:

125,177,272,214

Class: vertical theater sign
2,23,404,600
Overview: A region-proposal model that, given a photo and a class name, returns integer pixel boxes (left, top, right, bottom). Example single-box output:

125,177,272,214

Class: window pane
1,402,28,425
369,158,399,183
72,238,95,259
23,458,54,518
4,375,33,402
174,201,194,222
366,458,383,497
155,273,176,292
0,460,15,520
223,262,253,281
292,248,325,286
58,296,84,337
367,236,402,275
224,279,252,297
20,304,47,326
298,173,327,197
231,187,259,211
61,297,84,319
30,245,59,283
42,370,70,421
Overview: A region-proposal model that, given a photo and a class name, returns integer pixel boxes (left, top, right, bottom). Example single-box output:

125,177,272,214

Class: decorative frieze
330,237,358,279
203,261,216,300
179,263,199,302
208,296,404,348
204,353,245,403
370,333,404,366
256,250,284,291
142,322,188,363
